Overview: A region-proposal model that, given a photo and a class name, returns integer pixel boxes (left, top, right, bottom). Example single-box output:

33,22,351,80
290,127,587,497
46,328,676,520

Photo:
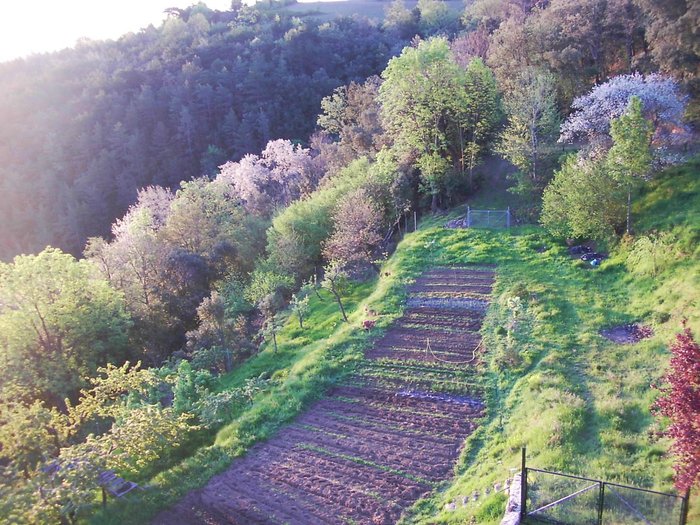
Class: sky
0,0,237,63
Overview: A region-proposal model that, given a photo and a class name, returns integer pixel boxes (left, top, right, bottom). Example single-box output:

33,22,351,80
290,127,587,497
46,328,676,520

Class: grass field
280,0,465,22
93,157,699,524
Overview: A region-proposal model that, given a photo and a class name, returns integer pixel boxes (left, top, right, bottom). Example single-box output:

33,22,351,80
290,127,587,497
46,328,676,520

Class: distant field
281,0,466,22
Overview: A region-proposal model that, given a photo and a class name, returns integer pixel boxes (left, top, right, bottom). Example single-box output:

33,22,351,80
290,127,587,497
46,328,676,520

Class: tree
290,291,310,330
540,155,626,240
606,96,653,234
559,73,687,148
417,0,461,36
321,261,350,322
496,68,560,197
317,77,386,161
626,232,676,277
323,188,384,269
379,37,468,210
653,322,700,492
456,57,500,187
218,140,321,218
185,288,248,372
85,189,180,364
0,248,130,407
0,400,69,475
383,0,419,39
634,0,699,84
244,267,293,353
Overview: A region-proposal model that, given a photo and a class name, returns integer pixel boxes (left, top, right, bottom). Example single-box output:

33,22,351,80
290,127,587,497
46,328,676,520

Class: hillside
1,2,698,523
89,157,699,524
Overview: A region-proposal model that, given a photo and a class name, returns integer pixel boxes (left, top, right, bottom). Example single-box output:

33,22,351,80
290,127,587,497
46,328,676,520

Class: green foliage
607,96,654,234
266,155,399,282
626,232,677,277
244,267,294,308
459,57,501,186
290,290,310,329
321,260,351,322
496,68,560,197
541,155,626,241
0,400,69,473
172,361,214,414
379,38,468,207
0,248,131,406
417,0,460,35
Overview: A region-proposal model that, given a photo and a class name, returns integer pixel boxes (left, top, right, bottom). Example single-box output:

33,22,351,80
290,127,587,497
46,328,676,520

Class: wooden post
507,207,511,228
414,211,417,232
597,482,605,525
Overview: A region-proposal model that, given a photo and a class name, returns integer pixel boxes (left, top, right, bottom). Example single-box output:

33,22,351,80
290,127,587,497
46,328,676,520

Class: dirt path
153,266,494,525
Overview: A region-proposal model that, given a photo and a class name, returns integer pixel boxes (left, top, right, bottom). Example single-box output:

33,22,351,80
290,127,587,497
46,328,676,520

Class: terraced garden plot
153,266,494,525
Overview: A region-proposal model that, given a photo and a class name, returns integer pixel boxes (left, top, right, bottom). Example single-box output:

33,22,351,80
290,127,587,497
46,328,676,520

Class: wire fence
465,207,511,228
520,450,689,525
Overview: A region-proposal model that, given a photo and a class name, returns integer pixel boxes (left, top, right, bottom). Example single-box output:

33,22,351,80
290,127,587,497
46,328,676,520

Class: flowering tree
323,188,384,269
559,73,687,148
653,321,700,492
218,139,321,217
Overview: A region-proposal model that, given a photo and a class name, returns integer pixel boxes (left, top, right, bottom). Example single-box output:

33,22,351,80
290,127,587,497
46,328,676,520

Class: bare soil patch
600,323,654,344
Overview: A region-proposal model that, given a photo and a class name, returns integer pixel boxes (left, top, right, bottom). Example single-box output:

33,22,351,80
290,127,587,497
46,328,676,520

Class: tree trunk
297,313,304,329
431,192,438,212
272,329,278,353
332,289,348,322
626,188,632,235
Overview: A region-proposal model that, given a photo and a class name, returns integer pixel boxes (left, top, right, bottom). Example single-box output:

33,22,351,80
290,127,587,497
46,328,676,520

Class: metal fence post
414,211,417,232
507,207,511,228
680,488,690,525
597,482,605,525
466,206,471,228
520,447,527,519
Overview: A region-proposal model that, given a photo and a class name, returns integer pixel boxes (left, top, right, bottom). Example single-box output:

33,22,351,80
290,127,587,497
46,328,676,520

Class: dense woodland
0,0,698,523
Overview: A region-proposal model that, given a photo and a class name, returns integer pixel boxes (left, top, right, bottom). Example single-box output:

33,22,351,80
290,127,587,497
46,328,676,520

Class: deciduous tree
496,68,560,196
0,248,130,407
606,96,653,234
323,188,384,269
653,322,700,492
541,155,626,240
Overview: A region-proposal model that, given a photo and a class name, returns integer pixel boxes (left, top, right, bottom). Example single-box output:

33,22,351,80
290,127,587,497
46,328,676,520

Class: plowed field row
154,267,494,525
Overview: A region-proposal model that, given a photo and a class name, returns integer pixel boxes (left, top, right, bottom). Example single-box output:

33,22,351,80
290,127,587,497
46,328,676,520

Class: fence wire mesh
526,470,600,525
524,468,687,525
466,209,510,228
602,483,684,525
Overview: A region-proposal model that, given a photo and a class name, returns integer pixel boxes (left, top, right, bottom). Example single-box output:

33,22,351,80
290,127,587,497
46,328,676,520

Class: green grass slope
95,158,698,524
402,157,700,524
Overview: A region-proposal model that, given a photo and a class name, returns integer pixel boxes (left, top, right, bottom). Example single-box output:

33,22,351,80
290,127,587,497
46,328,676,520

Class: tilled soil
153,267,494,525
